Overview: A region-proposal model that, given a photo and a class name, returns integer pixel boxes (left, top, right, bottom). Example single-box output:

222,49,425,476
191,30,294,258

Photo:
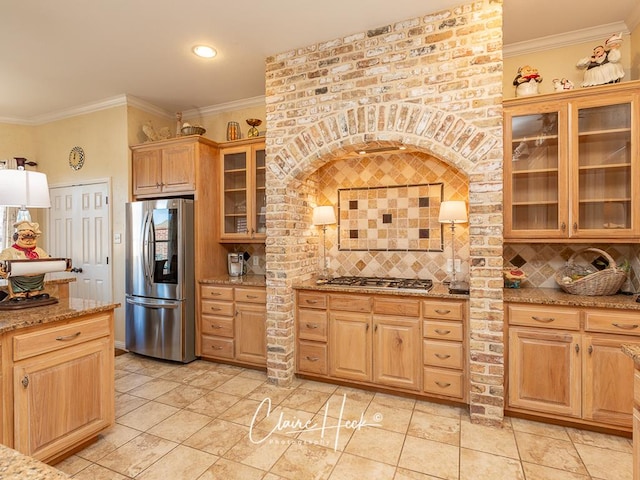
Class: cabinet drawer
201,336,234,359
423,340,463,369
297,341,327,375
201,300,234,317
235,287,266,304
201,316,234,337
373,298,420,317
423,367,464,399
330,294,372,313
423,320,463,341
584,309,640,336
298,309,328,342
422,301,464,320
13,315,111,362
508,304,580,330
298,291,327,309
201,285,234,301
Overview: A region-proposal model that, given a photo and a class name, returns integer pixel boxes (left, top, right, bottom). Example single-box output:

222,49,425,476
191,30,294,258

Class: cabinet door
329,311,371,382
504,103,569,239
570,93,638,238
221,147,250,239
235,302,266,365
253,145,266,238
508,327,581,417
583,334,638,427
132,149,163,196
373,316,421,390
13,338,113,462
161,143,196,193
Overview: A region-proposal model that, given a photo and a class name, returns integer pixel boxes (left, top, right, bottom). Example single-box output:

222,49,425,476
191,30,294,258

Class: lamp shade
312,205,336,226
438,200,467,224
0,169,51,208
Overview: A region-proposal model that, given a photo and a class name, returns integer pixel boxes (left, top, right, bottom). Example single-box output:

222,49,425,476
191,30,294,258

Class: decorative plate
69,146,85,170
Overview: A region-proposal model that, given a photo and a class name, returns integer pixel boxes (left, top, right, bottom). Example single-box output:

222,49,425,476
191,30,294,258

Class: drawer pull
209,307,221,311
305,299,318,304
434,329,451,335
305,356,320,362
531,316,554,323
435,353,451,359
56,331,82,341
210,324,223,329
212,346,224,350
306,323,319,329
209,292,222,296
246,295,258,299
612,323,639,330
435,381,451,388
435,309,451,315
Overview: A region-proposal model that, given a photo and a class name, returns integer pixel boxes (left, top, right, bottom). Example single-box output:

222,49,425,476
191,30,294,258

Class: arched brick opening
265,101,505,426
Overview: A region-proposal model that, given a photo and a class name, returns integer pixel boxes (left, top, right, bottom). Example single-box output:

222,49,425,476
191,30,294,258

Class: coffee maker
227,252,246,276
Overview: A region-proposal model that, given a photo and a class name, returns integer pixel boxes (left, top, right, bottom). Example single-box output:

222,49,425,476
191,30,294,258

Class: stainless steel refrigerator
125,198,196,363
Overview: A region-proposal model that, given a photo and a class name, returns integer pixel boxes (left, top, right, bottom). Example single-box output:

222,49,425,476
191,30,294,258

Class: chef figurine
576,33,624,87
513,65,543,97
0,221,51,302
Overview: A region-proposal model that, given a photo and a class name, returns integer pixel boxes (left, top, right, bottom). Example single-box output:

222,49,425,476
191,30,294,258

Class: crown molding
504,21,630,58
29,94,131,125
0,116,33,126
182,95,265,120
124,95,174,118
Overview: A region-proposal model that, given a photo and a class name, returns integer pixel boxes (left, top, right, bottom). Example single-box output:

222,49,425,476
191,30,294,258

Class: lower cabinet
507,302,640,431
199,284,266,367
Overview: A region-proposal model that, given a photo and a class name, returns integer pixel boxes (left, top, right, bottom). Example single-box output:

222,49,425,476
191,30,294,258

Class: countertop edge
0,444,69,479
504,287,640,310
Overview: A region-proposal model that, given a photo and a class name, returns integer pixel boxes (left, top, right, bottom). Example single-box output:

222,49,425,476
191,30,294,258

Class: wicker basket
181,126,206,136
555,247,627,296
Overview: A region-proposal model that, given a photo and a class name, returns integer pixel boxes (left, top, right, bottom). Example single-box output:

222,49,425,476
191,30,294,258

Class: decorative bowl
181,126,206,136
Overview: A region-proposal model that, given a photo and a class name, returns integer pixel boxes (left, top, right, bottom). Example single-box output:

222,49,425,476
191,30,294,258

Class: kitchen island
0,296,119,466
0,444,68,479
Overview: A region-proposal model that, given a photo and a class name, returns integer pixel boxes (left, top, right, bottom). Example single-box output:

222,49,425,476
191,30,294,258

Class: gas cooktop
322,276,433,291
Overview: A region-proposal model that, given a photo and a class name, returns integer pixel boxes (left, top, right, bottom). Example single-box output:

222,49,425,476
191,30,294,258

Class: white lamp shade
312,205,336,225
438,200,467,224
0,169,51,208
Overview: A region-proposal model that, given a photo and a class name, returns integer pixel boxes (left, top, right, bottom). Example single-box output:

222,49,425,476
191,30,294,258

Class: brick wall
264,0,505,426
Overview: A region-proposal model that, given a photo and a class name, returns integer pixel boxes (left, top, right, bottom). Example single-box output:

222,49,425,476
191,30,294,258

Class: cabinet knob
588,345,593,354
561,222,566,232
575,344,580,353
21,375,29,388
573,222,578,232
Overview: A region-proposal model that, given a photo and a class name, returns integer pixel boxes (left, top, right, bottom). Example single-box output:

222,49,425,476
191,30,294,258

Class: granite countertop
0,445,68,479
622,344,640,368
199,274,266,287
504,287,640,311
294,280,468,299
0,298,120,334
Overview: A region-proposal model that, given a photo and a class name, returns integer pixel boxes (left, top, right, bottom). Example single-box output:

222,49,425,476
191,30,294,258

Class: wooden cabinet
219,138,266,242
504,81,640,242
330,310,372,382
199,284,266,367
1,311,114,463
507,302,640,431
297,291,328,375
373,315,421,390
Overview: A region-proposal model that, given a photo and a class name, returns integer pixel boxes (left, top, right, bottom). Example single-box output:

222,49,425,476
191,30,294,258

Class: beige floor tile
408,410,460,446
414,398,464,419
238,368,269,381
256,405,317,438
398,435,460,480
186,369,238,389
324,391,372,421
153,384,209,408
223,430,291,471
345,426,405,465
131,362,179,379
71,463,129,479
270,442,342,479
55,454,91,476
126,377,180,400
393,467,446,479
158,365,209,384
215,375,265,396
364,402,413,434
262,473,287,480
574,442,633,480
96,433,177,478
566,427,633,453
116,401,180,432
75,423,141,462
135,444,217,480
247,382,298,405
218,397,268,426
459,448,524,480
295,411,355,451
114,392,148,418
370,391,416,411
183,419,249,456
114,372,154,393
522,462,591,480
147,409,212,442
185,390,241,416
199,458,266,480
510,416,571,441
459,416,518,458
296,379,339,394
515,430,588,475
328,452,396,480
280,387,332,413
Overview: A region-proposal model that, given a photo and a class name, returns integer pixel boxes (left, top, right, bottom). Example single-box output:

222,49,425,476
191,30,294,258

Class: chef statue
0,221,51,303
576,33,624,87
513,65,543,97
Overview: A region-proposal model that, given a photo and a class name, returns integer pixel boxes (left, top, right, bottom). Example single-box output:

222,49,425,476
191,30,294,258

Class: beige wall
195,105,266,143
0,123,37,161
631,23,640,79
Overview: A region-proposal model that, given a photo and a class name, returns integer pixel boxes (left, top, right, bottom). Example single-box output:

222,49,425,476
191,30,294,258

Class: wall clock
69,146,85,170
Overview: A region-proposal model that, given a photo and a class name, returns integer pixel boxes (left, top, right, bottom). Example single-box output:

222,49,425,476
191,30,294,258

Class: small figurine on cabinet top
576,33,624,87
513,65,543,97
552,78,574,92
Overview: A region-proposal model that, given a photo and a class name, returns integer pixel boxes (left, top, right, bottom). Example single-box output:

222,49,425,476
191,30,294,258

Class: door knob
70,267,83,273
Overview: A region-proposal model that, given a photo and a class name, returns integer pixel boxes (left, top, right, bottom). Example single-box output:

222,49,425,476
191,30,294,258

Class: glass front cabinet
220,139,266,242
504,82,639,242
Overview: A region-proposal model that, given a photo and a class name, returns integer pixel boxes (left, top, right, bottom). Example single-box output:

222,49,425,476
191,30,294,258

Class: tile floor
56,353,633,480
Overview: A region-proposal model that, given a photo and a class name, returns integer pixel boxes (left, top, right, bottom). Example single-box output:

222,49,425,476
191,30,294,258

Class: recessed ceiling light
192,45,217,58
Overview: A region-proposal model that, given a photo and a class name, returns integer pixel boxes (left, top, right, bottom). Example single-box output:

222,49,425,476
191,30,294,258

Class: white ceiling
1,0,639,123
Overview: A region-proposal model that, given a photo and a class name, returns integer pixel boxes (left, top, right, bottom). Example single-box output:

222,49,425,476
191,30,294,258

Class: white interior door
48,182,112,302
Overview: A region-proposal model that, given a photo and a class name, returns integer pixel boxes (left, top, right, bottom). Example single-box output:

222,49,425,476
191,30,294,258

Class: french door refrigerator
125,198,196,363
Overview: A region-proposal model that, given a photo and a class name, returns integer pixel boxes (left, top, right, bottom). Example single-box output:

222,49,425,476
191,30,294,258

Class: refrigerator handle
126,297,180,309
142,210,154,282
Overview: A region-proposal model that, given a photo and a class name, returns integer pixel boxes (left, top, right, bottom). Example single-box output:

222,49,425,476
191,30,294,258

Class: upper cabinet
504,81,640,242
219,138,266,243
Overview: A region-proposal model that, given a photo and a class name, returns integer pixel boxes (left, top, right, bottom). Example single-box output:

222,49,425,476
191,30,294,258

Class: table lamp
312,205,336,281
439,200,469,294
0,158,50,222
